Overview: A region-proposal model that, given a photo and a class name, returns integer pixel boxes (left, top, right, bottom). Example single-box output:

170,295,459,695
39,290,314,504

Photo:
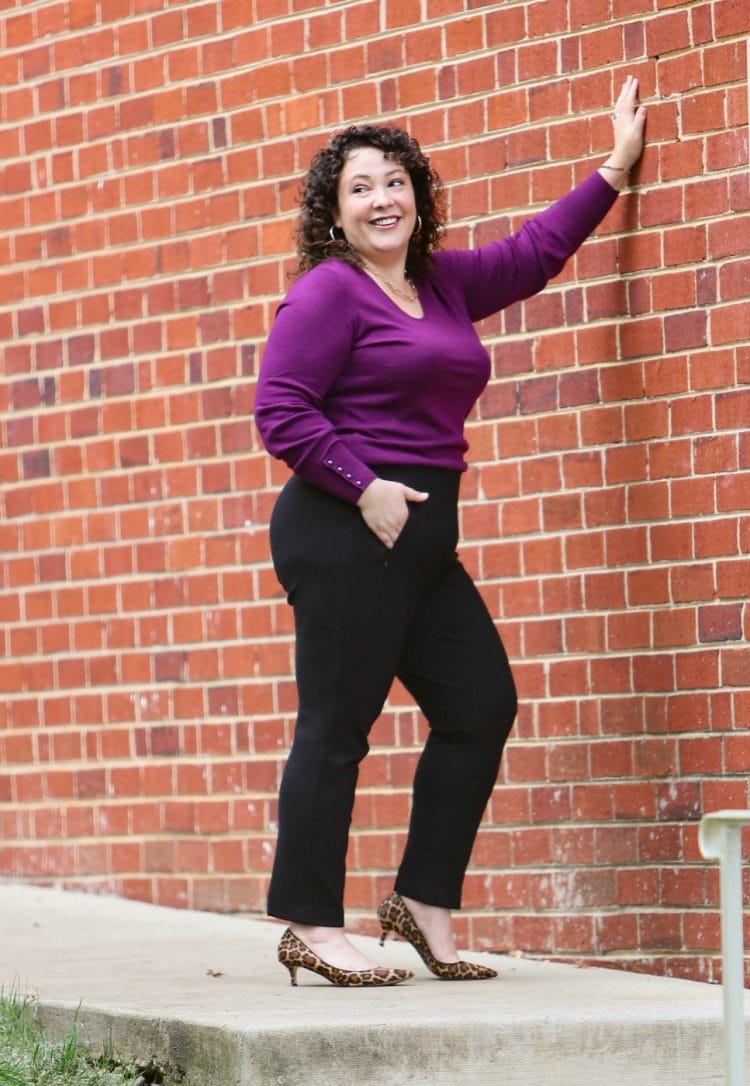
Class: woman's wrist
598,158,632,191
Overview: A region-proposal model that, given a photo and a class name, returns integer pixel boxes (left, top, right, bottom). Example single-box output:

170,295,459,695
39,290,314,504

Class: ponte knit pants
266,466,518,928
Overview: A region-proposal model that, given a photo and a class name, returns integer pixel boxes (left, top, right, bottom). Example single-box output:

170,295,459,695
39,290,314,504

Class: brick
694,433,738,475
714,0,750,38
722,734,750,773
645,11,691,56
606,609,651,650
710,300,750,346
721,648,750,687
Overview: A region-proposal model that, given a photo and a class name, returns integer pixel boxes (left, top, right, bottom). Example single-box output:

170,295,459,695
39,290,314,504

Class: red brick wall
1,1,748,983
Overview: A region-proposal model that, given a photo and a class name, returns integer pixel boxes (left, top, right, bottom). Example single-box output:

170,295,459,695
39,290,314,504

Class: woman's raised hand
356,478,429,549
608,75,647,171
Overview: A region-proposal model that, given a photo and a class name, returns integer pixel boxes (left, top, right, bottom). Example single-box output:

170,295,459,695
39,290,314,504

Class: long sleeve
254,263,378,503
437,171,619,322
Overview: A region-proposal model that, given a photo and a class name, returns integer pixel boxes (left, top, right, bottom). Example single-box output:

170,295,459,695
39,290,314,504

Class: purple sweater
255,171,618,504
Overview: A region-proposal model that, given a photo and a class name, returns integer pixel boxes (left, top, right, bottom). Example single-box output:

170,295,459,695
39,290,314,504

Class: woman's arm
256,266,430,539
441,77,647,320
254,266,377,503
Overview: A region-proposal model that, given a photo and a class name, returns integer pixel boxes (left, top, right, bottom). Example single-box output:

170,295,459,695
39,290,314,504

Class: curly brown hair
294,124,445,279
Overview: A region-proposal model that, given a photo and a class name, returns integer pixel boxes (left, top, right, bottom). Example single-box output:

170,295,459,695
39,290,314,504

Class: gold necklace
363,263,418,302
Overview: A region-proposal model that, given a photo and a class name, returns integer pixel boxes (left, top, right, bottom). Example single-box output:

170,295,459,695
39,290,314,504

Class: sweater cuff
586,167,622,206
305,453,377,504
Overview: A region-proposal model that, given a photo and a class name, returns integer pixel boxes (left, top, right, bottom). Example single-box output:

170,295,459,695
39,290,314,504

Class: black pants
266,466,517,927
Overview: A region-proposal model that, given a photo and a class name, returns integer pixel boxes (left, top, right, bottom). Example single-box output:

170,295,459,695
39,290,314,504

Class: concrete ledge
2,881,747,1085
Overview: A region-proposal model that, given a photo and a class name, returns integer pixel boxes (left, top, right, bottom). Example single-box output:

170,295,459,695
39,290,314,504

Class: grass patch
0,987,185,1086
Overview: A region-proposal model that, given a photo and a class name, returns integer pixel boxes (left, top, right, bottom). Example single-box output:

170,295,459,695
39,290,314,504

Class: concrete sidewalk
1,880,746,1085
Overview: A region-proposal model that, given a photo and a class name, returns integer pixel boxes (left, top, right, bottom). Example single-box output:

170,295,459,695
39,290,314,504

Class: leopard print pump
277,927,413,987
377,892,498,980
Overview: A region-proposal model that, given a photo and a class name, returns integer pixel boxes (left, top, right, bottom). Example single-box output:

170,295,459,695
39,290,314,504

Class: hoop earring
329,225,343,242
413,214,423,235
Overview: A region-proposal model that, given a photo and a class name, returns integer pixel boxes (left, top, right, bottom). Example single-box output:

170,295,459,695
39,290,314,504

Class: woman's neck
362,256,408,280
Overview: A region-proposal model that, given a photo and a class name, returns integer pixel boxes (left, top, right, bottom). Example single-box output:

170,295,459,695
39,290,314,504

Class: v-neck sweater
255,171,618,504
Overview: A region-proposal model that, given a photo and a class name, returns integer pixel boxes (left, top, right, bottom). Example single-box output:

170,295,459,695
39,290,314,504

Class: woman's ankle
289,923,343,943
400,896,460,962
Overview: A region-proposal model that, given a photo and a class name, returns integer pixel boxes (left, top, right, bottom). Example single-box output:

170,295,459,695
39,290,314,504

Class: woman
255,78,646,987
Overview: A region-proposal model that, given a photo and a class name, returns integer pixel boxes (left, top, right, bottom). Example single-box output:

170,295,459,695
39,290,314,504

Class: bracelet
600,163,629,173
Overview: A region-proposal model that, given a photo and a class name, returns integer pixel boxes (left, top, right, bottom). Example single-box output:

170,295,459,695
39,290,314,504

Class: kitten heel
376,893,498,981
281,958,298,987
277,928,412,988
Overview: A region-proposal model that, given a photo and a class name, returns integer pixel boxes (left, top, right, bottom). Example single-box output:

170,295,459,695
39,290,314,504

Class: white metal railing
698,810,750,1086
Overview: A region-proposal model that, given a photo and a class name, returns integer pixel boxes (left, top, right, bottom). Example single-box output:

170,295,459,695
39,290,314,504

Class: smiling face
334,145,417,270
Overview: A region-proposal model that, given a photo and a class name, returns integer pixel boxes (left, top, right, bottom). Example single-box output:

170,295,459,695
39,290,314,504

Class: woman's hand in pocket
357,479,429,549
